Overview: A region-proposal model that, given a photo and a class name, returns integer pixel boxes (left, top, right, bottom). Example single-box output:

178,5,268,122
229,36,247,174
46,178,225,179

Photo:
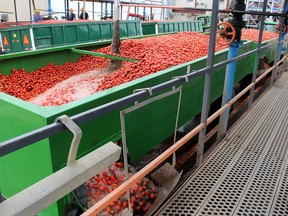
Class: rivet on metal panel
55,115,83,166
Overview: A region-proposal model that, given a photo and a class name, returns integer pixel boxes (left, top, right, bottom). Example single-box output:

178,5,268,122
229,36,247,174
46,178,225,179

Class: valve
216,22,236,46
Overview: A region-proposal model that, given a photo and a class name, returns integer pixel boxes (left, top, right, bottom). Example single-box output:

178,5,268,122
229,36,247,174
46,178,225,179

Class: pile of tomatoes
242,29,278,42
0,32,227,106
87,162,158,215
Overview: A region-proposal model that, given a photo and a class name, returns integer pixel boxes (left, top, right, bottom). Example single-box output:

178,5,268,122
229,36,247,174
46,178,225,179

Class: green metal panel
148,21,204,34
124,90,181,163
65,26,78,43
20,29,33,51
33,26,54,48
192,22,196,31
158,23,165,33
174,23,179,32
169,23,174,32
77,25,90,42
0,93,59,216
1,31,12,53
127,22,137,37
53,26,65,45
119,23,128,37
126,21,141,37
9,30,22,52
0,27,32,53
141,22,157,35
186,22,190,31
178,22,183,31
99,23,113,40
89,24,101,41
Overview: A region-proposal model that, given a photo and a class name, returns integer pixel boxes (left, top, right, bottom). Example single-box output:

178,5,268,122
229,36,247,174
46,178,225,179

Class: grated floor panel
155,71,288,216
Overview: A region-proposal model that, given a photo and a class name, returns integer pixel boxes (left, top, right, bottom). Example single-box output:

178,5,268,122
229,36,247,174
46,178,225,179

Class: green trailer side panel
120,23,128,37
124,91,181,163
20,29,33,51
0,93,58,216
141,22,157,35
192,22,196,31
33,27,54,47
1,27,32,53
89,24,101,40
100,23,112,39
1,31,12,52
157,23,164,33
65,26,78,43
77,25,90,42
127,22,137,37
9,30,23,52
174,23,179,32
53,26,65,45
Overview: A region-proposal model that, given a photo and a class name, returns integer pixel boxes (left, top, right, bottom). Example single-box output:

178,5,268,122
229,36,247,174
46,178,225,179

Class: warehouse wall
0,0,48,22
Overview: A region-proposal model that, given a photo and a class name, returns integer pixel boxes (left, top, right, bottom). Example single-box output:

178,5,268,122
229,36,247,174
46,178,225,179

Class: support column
196,0,219,166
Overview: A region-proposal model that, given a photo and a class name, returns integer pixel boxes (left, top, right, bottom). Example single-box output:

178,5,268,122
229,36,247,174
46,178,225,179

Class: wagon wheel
275,24,287,34
216,22,236,46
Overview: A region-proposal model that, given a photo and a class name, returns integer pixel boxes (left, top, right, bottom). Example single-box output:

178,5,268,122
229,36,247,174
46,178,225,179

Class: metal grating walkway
155,71,288,216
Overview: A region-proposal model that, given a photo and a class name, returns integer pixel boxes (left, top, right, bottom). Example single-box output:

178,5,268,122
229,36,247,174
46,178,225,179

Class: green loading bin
0,20,141,53
0,26,33,53
0,37,278,215
32,20,142,48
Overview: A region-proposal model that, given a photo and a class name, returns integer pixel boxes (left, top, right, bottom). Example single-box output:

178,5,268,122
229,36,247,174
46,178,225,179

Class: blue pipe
105,2,108,17
224,43,239,103
111,3,113,18
278,33,284,60
218,42,240,137
48,0,52,15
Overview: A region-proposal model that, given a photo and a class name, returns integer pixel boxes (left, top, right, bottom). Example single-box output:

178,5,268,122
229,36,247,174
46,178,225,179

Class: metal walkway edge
155,71,288,216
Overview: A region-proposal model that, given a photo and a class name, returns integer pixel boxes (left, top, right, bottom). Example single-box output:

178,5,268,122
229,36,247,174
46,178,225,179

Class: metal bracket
55,115,82,166
172,75,189,83
186,65,191,74
133,87,153,96
133,88,153,105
